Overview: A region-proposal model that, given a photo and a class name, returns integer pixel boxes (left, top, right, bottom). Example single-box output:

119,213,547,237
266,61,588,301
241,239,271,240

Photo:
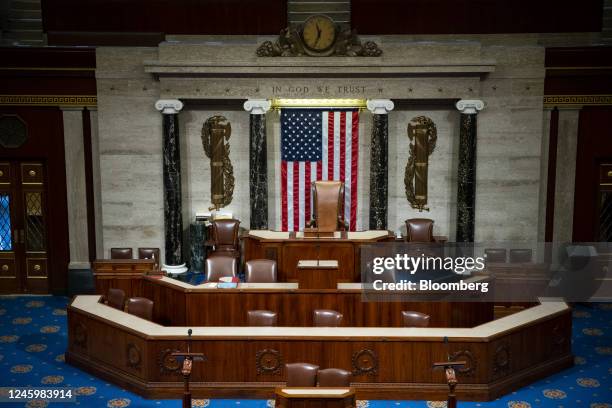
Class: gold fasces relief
201,115,234,211
405,116,437,212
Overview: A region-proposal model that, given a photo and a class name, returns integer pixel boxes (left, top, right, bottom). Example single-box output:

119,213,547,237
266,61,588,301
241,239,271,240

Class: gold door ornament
201,115,234,211
405,116,437,211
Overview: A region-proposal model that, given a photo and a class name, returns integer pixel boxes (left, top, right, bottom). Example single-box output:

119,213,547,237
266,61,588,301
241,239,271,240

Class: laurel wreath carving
352,349,378,377
201,115,234,209
404,116,437,211
255,349,283,375
450,349,477,377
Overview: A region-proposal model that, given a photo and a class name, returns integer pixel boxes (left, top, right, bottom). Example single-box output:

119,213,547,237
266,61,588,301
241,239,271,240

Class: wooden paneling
94,272,493,328
0,108,68,294
66,300,573,401
351,0,602,35
573,107,612,241
42,0,287,41
243,235,392,284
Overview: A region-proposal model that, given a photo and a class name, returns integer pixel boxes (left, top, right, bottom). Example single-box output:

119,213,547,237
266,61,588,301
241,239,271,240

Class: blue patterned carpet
1,296,611,408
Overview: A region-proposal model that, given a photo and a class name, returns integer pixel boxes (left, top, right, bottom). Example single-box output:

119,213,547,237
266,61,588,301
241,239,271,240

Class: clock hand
315,23,322,44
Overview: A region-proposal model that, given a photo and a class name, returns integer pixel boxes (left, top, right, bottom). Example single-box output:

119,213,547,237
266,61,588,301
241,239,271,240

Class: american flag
280,108,359,231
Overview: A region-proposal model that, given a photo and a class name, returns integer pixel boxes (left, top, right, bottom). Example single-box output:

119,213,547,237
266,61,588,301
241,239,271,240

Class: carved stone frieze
257,27,382,57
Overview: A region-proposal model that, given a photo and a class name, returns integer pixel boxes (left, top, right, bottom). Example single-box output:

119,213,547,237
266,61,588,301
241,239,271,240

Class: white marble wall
94,38,549,261
553,109,579,244
475,45,545,243
62,107,90,268
96,47,165,261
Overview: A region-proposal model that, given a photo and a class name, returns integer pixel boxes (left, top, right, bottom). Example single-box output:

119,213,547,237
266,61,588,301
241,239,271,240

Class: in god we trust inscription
271,84,370,97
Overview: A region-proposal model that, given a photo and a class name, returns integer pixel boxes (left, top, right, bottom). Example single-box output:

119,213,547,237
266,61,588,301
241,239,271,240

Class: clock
301,15,336,53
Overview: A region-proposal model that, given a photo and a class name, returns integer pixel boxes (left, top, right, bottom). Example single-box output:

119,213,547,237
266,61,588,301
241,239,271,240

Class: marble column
366,99,395,230
61,106,90,270
155,99,187,274
244,99,272,230
455,99,484,243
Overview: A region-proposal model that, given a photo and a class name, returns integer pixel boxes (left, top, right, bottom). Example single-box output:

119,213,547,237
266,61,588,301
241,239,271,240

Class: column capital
456,99,485,114
155,99,184,114
244,99,271,114
366,99,394,115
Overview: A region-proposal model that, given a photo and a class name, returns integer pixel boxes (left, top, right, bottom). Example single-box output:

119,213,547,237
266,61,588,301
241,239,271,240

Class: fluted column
244,99,272,230
455,99,485,243
155,99,187,274
367,99,394,230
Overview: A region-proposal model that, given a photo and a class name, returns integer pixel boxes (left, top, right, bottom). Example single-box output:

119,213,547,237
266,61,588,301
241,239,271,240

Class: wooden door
0,161,50,293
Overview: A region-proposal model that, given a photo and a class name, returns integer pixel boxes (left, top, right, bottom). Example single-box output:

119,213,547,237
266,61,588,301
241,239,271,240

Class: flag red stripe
339,111,346,183
327,112,334,180
293,161,299,231
350,112,359,231
281,160,288,231
305,161,311,223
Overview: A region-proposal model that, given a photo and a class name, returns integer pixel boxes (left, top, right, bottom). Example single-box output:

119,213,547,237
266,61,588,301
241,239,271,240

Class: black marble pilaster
369,114,389,230
249,114,268,229
189,222,206,273
456,113,477,243
162,113,184,265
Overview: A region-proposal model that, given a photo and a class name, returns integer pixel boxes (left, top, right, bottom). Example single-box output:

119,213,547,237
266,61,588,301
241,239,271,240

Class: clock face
302,15,336,51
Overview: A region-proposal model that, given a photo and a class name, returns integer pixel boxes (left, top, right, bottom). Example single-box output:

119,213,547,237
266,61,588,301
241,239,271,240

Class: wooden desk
297,260,339,289
243,230,393,283
66,295,573,401
275,388,356,408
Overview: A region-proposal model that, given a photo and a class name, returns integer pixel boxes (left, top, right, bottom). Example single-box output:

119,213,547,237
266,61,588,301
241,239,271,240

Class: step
8,18,42,30
10,0,42,11
9,8,41,19
4,29,44,41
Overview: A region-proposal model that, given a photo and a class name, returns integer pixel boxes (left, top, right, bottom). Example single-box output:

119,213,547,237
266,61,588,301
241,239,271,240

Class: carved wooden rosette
126,343,142,369
255,349,283,375
256,27,382,57
201,115,234,211
352,349,378,376
492,342,510,377
72,322,87,349
450,350,477,377
158,348,182,375
405,116,437,211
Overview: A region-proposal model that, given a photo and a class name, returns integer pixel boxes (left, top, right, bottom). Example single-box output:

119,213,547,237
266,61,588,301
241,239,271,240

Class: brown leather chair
206,256,237,282
110,248,133,259
313,309,343,327
285,363,319,387
126,297,153,321
209,219,240,258
509,249,533,263
401,311,431,327
317,368,351,387
138,247,160,269
307,180,347,232
245,259,277,283
485,248,507,263
405,219,435,242
247,310,278,326
106,288,126,310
